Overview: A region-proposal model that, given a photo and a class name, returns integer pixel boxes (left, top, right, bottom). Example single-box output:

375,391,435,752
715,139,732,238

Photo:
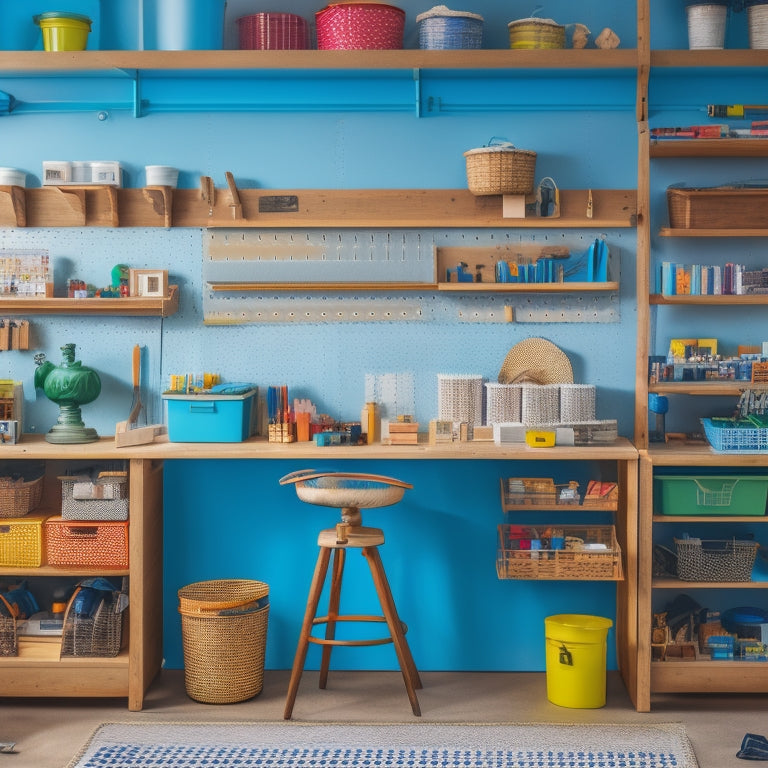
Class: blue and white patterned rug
67,722,698,768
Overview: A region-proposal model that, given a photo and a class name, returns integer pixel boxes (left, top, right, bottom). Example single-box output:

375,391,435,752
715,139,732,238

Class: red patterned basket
316,2,405,50
236,12,310,51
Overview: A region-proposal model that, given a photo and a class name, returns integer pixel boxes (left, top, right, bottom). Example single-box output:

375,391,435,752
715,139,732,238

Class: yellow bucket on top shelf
34,12,92,52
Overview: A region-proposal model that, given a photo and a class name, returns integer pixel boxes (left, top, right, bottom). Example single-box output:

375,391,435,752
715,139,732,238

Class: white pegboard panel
204,293,424,324
452,293,620,323
203,229,632,324
204,229,433,283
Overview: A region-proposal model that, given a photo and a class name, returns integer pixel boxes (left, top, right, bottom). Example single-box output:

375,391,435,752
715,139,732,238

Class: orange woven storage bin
316,2,405,50
0,514,47,567
44,517,128,569
667,186,768,229
464,141,537,196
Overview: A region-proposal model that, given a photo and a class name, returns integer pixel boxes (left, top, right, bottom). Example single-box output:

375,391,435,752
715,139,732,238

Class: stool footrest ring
309,614,408,647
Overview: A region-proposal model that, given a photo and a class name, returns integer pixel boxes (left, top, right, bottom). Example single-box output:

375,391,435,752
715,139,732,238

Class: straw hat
498,337,574,385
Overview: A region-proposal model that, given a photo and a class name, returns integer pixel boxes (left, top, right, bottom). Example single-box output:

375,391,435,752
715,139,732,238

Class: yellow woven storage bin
178,579,269,704
464,141,537,196
508,17,565,49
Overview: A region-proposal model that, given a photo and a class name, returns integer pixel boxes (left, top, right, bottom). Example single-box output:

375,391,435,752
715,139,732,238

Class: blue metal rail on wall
0,68,636,118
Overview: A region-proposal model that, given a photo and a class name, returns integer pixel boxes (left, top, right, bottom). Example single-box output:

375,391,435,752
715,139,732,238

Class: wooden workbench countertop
3,434,638,461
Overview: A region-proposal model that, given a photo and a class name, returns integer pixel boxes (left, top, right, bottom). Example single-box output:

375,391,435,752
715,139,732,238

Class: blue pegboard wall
0,227,199,436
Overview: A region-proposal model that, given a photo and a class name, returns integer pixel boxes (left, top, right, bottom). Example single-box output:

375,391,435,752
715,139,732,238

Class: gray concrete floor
1,670,765,768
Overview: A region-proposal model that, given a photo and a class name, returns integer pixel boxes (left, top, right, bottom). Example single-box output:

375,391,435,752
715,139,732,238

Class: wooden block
115,421,167,447
502,194,526,219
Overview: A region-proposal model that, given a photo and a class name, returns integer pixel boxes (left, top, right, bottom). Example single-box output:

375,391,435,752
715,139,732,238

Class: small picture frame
129,269,168,298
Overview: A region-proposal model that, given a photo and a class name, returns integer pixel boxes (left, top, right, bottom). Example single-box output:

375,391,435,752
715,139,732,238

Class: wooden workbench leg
319,547,345,689
364,546,422,716
284,546,332,720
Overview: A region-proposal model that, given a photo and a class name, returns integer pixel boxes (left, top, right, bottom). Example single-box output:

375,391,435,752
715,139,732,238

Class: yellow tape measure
525,430,556,448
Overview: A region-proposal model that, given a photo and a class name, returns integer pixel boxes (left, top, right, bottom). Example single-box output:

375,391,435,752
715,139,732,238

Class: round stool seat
279,470,412,510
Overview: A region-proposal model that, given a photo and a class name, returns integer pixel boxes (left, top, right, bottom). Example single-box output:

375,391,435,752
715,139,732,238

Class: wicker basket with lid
464,139,536,196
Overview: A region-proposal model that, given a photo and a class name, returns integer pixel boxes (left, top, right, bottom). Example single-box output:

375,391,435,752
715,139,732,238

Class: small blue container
152,0,227,50
416,6,483,49
163,389,256,442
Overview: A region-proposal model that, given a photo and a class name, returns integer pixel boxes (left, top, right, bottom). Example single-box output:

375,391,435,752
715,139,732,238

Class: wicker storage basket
0,474,43,518
464,141,536,196
60,585,126,657
0,594,16,657
416,6,483,49
497,525,622,580
44,517,129,569
675,537,759,581
508,17,565,49
178,579,269,704
667,186,768,229
316,2,405,50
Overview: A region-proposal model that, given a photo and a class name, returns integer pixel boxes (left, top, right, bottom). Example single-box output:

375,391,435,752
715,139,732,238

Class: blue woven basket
418,14,483,49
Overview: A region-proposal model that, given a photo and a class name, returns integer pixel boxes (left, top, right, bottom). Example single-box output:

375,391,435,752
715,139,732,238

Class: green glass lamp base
45,424,99,444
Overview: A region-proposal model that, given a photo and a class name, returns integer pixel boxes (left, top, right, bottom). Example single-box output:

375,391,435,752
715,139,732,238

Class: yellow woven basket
508,18,565,49
178,579,269,704
464,141,537,196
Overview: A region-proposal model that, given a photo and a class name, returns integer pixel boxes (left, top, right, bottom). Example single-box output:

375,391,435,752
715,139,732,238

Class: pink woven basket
237,13,309,50
316,2,405,50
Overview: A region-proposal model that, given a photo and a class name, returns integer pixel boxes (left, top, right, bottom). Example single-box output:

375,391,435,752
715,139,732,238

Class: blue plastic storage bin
163,390,256,442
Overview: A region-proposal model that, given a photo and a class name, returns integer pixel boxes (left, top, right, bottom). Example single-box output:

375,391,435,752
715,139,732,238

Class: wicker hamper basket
464,142,536,196
178,579,269,704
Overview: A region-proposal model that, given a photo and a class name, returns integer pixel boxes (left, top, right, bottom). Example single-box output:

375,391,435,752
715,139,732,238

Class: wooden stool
280,470,422,720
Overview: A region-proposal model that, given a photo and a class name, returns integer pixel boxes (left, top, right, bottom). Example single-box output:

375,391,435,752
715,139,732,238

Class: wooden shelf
650,49,768,68
653,578,767,588
650,293,768,305
0,285,178,316
648,381,746,396
646,443,768,467
209,281,619,293
650,139,768,158
659,227,768,237
651,660,768,694
653,515,768,523
4,187,636,230
0,49,639,74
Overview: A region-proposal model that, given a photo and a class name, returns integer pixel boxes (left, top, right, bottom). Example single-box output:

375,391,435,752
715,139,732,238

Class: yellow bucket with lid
34,12,92,52
545,614,613,708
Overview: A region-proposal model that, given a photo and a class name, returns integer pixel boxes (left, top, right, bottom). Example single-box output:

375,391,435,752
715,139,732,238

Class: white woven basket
437,374,484,426
749,5,768,48
559,384,597,423
520,384,560,426
686,4,727,50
